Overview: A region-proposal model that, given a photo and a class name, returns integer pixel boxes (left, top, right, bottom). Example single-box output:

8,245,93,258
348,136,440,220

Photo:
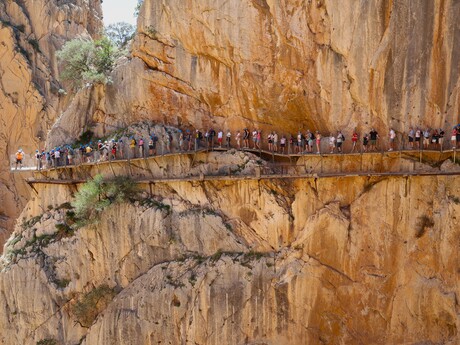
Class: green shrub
57,37,119,90
72,285,116,327
72,175,139,225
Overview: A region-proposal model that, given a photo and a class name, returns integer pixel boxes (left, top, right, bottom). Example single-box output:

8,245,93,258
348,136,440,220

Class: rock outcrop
49,0,460,148
0,0,102,242
1,155,459,344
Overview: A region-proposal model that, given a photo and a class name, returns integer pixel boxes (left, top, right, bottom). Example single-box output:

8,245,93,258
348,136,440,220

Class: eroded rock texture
1,169,459,344
0,0,102,242
49,0,460,147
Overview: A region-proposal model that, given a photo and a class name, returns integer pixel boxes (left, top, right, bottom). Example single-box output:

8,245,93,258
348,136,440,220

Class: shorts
390,138,395,142
218,138,222,143
149,145,154,149
280,143,285,147
415,137,420,142
451,136,456,141
370,139,376,145
408,137,414,142
16,159,22,164
336,142,342,147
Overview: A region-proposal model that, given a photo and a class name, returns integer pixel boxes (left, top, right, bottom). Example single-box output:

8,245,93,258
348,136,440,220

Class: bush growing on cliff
72,174,139,224
72,285,116,327
57,37,118,90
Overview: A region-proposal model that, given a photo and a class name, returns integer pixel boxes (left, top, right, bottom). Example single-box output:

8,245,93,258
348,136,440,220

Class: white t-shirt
390,130,396,139
218,131,223,139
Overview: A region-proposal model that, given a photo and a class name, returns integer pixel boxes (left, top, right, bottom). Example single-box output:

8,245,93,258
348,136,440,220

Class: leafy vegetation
72,285,116,328
105,22,135,49
57,36,119,90
72,175,139,225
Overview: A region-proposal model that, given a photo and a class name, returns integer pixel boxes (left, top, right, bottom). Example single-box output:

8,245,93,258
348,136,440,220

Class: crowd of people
13,124,460,170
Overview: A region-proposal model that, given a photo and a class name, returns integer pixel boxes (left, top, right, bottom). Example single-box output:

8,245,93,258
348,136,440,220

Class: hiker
46,150,51,168
256,130,262,149
329,133,336,153
138,137,145,157
388,128,396,151
408,127,415,149
35,150,41,170
369,128,378,151
110,141,117,160
351,130,359,153
226,130,231,148
439,128,445,151
431,130,440,150
67,146,75,165
195,129,202,150
243,128,249,148
163,133,171,153
209,128,216,150
85,145,93,163
363,133,369,152
422,128,430,149
415,128,421,149
252,129,257,149
216,130,223,148
186,130,193,150
15,149,24,170
315,131,321,154
296,131,302,153
336,131,345,153
273,132,278,152
149,134,158,156
280,135,287,154
267,132,273,151
305,130,313,153
54,148,61,167
236,130,241,149
178,131,184,151
129,137,136,158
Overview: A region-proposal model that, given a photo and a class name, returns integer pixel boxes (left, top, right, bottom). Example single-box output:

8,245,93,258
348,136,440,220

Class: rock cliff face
0,156,459,344
0,0,102,242
49,0,460,147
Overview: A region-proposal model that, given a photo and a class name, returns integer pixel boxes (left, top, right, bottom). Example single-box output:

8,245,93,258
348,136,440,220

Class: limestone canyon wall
0,0,102,241
0,162,459,344
49,0,460,147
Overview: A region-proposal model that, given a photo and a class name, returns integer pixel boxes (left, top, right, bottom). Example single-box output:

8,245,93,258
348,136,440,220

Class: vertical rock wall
0,0,102,243
48,0,460,152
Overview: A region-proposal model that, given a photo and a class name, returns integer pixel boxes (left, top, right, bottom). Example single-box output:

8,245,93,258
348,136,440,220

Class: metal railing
10,136,460,173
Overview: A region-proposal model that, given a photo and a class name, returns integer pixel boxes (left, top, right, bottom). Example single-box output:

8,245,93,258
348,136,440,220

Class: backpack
152,135,158,143
198,131,203,140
